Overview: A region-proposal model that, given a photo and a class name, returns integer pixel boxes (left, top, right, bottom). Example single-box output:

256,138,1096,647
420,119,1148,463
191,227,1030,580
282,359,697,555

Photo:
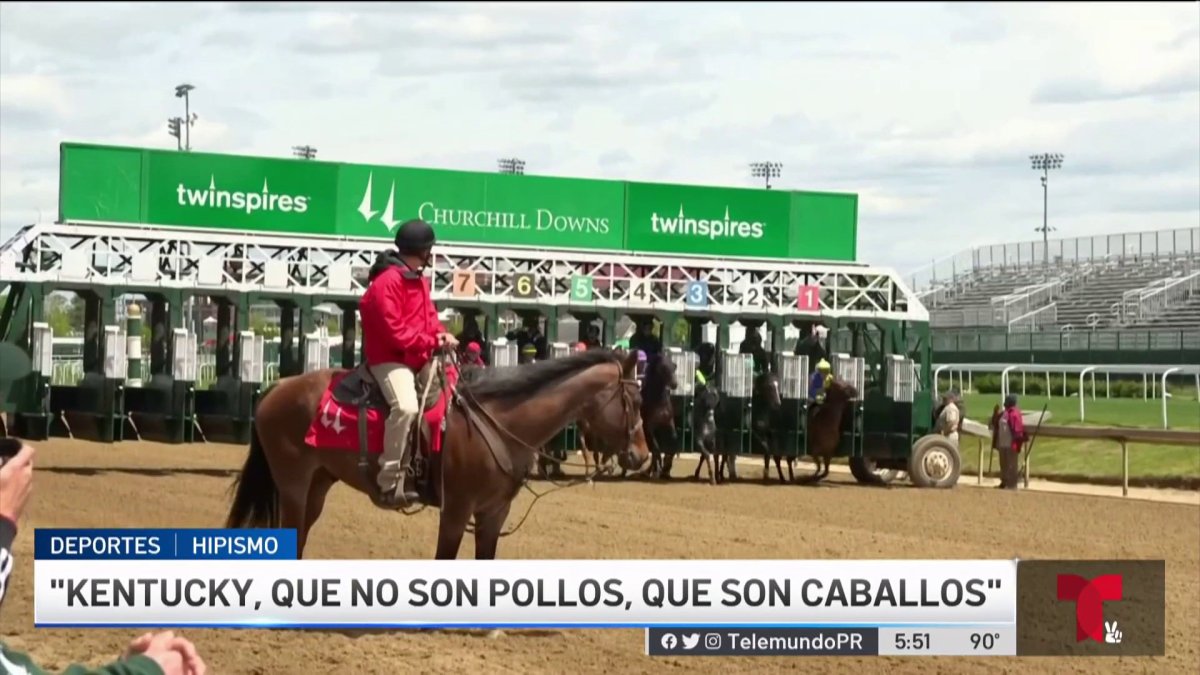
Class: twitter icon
681,633,700,650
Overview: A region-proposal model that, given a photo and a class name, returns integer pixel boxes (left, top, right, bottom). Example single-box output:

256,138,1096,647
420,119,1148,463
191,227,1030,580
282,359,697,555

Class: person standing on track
935,390,962,447
359,219,458,509
992,394,1027,490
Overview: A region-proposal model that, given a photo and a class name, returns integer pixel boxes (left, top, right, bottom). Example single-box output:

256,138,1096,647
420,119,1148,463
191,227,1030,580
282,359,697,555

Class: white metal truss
1,220,929,323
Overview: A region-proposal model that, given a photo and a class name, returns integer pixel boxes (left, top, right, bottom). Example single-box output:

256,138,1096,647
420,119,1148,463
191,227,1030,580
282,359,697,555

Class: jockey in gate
809,359,833,404
519,343,538,364
574,341,588,352
359,218,457,509
460,341,485,368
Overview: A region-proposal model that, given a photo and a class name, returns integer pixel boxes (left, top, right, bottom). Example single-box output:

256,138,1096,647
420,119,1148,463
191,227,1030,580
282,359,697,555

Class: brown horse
224,349,651,559
802,378,858,483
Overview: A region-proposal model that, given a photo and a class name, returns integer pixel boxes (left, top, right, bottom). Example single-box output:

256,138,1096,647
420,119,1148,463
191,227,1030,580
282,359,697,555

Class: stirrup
371,484,420,510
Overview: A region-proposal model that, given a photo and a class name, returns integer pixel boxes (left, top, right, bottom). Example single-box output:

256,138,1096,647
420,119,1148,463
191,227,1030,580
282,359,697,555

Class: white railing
931,306,999,328
1133,272,1200,323
1008,302,1058,332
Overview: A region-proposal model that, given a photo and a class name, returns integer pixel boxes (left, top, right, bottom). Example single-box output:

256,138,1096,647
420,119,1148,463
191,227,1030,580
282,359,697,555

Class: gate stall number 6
513,273,537,298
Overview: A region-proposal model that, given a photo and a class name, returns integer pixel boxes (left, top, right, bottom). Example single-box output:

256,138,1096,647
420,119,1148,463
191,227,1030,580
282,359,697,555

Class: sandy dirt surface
1,439,1197,674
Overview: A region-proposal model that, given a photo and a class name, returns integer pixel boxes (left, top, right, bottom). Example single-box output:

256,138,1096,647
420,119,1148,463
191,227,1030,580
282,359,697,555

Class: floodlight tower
750,161,782,189
497,158,526,175
167,117,183,150
1030,153,1064,266
174,84,197,150
292,145,317,160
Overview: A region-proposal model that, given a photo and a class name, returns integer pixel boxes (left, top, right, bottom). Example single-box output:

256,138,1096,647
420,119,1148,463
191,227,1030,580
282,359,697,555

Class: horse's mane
461,348,623,402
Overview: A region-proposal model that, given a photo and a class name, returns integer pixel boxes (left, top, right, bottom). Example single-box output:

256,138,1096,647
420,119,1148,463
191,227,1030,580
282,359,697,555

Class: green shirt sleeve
1,642,165,675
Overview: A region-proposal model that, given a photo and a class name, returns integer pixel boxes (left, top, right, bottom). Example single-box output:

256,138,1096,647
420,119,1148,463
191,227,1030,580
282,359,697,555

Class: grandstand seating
924,252,1200,332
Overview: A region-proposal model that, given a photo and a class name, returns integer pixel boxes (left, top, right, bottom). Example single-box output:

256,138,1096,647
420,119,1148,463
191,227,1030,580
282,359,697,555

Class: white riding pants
368,362,419,490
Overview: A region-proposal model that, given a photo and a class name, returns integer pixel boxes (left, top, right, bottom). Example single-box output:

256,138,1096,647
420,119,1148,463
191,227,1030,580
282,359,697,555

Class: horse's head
659,354,679,391
583,350,651,473
755,368,781,410
825,377,857,404
696,382,720,413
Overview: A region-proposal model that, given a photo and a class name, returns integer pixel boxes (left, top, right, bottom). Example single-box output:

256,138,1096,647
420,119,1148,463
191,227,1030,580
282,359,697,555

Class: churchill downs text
51,576,1000,610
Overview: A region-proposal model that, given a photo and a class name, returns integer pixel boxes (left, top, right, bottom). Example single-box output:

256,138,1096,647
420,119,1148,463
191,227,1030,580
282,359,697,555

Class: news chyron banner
33,529,1164,658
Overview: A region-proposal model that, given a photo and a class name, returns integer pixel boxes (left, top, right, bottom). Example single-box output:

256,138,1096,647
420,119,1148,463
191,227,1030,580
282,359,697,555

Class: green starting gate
668,347,698,454
717,351,754,457
774,353,810,458
546,342,578,469
831,352,866,458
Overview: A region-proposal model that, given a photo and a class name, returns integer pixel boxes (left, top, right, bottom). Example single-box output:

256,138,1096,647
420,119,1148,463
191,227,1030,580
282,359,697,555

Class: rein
448,353,642,538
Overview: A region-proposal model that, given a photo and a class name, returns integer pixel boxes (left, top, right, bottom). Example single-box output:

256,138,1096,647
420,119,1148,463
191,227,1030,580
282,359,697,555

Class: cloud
1,2,1197,275
1033,67,1200,104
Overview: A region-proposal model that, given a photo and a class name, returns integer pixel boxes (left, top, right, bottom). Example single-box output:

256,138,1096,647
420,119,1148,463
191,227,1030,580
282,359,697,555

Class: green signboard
56,142,860,262
336,164,624,250
623,182,791,258
145,149,339,236
789,191,858,261
59,145,144,223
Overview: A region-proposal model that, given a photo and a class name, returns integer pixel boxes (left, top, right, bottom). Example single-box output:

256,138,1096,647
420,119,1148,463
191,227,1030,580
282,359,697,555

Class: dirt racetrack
2,439,1197,674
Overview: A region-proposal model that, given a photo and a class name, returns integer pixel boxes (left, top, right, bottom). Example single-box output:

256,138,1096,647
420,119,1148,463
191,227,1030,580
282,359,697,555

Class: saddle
333,362,449,508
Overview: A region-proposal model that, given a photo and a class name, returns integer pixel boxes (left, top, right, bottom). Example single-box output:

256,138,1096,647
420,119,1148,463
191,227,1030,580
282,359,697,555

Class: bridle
445,353,645,538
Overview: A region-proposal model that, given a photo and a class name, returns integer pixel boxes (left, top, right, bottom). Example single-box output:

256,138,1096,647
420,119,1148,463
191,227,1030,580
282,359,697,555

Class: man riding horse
359,218,458,509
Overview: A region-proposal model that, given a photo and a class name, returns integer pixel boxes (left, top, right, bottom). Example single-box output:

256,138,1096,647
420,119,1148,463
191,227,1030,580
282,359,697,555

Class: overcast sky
1,1,1197,275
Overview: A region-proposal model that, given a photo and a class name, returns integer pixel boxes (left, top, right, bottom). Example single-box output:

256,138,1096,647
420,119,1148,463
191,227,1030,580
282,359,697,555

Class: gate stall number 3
685,280,708,308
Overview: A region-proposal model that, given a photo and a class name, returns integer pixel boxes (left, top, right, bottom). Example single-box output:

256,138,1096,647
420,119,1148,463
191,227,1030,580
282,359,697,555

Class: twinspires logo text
175,176,311,215
650,206,765,241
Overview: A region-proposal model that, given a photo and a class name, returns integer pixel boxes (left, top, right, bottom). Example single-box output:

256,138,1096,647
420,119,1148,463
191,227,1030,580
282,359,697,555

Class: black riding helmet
394,218,437,254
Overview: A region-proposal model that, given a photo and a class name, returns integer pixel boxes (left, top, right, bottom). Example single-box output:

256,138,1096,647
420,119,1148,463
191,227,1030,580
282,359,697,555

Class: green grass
952,393,1200,484
957,392,1199,430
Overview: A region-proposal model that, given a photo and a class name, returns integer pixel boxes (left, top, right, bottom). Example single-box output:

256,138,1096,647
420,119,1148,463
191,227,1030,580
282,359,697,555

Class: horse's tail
225,387,279,529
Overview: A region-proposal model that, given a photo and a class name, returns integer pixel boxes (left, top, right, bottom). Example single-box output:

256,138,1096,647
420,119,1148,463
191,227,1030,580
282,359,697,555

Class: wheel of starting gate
848,457,902,485
907,434,962,488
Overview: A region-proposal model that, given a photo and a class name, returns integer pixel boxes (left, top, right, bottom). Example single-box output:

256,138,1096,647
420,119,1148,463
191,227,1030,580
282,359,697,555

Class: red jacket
359,263,444,371
1003,407,1026,452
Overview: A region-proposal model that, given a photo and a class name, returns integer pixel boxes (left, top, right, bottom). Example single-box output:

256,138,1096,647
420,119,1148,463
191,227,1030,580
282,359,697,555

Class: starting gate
668,347,698,453
774,353,810,458
880,354,918,454
490,338,517,368
304,327,331,372
169,328,199,443
718,351,754,456
831,352,867,458
11,322,54,438
546,341,576,474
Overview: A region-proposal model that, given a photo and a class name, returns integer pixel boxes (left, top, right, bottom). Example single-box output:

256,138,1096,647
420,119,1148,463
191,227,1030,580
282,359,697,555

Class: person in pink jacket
991,394,1027,490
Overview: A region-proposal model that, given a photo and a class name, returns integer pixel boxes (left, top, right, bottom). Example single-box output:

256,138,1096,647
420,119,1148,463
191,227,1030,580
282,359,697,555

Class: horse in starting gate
798,353,864,484
714,351,754,483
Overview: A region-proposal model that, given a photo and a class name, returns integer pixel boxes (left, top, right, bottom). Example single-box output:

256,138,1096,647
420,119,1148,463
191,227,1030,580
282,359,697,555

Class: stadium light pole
167,117,183,151
497,157,526,175
292,145,317,160
175,84,197,151
1030,153,1064,267
750,161,782,189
